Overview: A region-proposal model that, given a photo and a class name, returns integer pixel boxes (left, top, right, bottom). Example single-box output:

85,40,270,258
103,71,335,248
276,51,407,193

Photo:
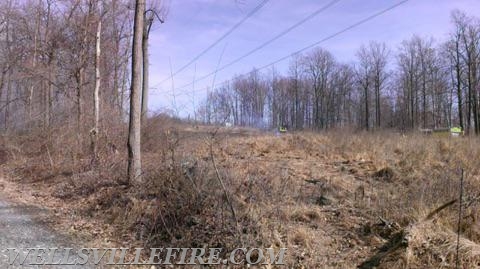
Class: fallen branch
424,199,457,221
359,198,460,269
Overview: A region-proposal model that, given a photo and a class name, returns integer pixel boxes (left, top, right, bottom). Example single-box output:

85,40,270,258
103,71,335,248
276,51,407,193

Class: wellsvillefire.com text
1,247,287,266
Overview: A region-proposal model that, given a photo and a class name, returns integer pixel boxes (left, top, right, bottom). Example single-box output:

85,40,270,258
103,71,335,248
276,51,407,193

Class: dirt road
0,199,94,268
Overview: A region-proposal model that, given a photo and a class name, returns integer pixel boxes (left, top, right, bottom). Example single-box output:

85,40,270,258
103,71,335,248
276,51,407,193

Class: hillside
1,122,479,268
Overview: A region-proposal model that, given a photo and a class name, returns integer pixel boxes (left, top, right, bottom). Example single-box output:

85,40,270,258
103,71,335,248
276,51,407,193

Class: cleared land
1,122,480,268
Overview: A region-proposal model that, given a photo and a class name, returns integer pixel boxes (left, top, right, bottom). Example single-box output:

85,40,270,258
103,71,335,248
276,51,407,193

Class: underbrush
322,131,480,268
0,120,291,265
1,123,480,268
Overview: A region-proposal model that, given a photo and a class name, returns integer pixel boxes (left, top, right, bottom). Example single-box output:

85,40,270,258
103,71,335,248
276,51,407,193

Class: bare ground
0,187,94,268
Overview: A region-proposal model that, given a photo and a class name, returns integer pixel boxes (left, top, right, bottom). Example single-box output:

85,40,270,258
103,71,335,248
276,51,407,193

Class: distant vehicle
278,126,287,133
426,127,463,137
450,126,463,137
225,122,233,128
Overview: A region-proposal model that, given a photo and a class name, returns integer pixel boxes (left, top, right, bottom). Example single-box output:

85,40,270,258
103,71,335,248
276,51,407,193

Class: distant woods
0,3,478,135
200,10,480,134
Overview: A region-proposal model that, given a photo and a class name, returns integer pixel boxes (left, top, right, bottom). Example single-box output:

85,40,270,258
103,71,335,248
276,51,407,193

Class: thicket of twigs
0,116,276,264
1,116,480,268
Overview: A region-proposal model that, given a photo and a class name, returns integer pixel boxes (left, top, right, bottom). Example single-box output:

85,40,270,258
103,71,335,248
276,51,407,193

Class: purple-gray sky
147,0,480,117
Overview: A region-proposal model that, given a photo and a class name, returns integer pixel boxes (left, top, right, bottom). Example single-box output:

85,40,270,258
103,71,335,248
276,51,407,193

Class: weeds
2,121,480,268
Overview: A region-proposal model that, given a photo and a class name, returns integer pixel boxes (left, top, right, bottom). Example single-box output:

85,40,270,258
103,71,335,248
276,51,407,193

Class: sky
146,0,480,118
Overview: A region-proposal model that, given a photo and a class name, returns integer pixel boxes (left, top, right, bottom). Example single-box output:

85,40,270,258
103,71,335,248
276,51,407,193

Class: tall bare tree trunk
473,62,479,135
375,76,380,128
76,2,93,134
91,18,102,165
4,15,12,130
120,64,128,116
141,14,154,125
128,0,145,183
29,2,41,125
364,80,369,131
4,71,11,130
44,0,52,128
455,40,463,131
76,69,84,130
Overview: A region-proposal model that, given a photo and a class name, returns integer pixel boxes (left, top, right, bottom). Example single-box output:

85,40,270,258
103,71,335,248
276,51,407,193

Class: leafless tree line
0,0,138,131
200,10,480,134
0,0,167,183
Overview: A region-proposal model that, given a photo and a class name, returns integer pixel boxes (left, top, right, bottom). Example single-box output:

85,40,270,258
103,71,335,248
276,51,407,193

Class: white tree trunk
91,18,102,164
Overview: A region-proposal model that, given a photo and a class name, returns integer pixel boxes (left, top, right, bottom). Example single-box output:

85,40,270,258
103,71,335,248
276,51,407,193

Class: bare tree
450,32,464,131
302,48,335,130
369,42,389,128
91,2,103,165
356,45,372,130
141,1,167,125
141,11,154,125
128,0,145,183
451,10,480,134
289,56,304,129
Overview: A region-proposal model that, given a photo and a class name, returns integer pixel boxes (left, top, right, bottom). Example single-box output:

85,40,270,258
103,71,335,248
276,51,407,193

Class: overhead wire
153,0,272,87
155,0,341,94
153,0,409,99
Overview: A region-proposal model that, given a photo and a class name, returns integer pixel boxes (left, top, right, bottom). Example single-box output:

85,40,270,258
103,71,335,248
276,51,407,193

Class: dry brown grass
1,121,480,268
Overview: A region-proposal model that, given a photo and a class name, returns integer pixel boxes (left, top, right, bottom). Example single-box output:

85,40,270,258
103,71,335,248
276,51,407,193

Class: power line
157,0,341,94
154,0,271,87
154,0,409,99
